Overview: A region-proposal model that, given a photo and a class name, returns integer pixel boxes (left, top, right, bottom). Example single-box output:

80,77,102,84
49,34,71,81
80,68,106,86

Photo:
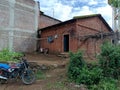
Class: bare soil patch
0,53,84,90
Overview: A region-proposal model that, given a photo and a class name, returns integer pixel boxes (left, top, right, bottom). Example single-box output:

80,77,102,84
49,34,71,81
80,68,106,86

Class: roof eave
39,19,76,31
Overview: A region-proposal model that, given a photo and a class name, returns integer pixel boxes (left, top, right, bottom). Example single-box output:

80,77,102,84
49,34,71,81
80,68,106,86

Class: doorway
64,35,69,52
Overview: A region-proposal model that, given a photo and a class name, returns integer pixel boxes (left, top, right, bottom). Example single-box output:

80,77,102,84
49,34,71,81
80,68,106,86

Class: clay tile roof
39,14,113,32
73,14,113,32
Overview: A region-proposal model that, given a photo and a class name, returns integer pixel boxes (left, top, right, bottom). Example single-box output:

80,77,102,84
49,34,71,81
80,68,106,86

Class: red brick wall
40,21,76,54
76,17,111,58
38,14,61,29
39,17,112,57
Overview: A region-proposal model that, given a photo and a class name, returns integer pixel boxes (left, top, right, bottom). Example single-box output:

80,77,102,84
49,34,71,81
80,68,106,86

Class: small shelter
38,14,113,59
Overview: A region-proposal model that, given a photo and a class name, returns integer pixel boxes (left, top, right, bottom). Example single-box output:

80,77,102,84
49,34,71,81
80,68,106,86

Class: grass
0,48,23,63
46,81,69,90
45,80,87,90
35,70,46,80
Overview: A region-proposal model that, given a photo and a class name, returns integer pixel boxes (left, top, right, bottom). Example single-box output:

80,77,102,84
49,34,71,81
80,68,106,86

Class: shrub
99,42,120,79
76,66,102,85
67,51,85,81
0,48,23,62
89,77,118,90
67,42,120,89
67,51,102,85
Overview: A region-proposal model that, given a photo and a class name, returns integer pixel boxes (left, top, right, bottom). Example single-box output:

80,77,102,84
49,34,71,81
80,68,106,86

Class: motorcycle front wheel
21,69,35,85
0,79,7,84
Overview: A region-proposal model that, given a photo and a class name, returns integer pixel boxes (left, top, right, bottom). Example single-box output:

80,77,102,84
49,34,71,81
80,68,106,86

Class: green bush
99,42,120,79
67,51,102,85
67,42,120,89
67,51,85,81
0,48,23,62
76,66,102,85
89,77,118,90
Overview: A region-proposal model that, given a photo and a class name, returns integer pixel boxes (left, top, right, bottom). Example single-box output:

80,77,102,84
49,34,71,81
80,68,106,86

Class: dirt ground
0,53,84,90
26,53,68,66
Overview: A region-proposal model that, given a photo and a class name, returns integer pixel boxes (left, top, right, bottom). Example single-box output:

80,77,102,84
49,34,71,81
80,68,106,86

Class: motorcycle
0,57,35,85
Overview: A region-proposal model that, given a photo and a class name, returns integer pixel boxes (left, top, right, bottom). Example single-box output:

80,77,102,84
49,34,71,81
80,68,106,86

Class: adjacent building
0,0,61,52
38,14,113,59
38,11,61,29
0,0,39,52
0,0,113,57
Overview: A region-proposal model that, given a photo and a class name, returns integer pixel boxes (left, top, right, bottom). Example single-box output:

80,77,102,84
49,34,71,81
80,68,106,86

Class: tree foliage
108,0,119,7
99,42,120,79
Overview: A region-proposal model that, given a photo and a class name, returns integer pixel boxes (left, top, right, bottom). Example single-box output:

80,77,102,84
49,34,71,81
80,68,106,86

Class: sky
35,0,112,28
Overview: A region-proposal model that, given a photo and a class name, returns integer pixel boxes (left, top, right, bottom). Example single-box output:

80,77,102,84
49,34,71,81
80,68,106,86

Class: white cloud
35,0,112,27
93,5,112,26
70,6,94,19
53,5,94,21
80,6,93,15
88,0,98,5
74,7,81,11
38,1,72,21
78,0,90,3
54,3,72,20
104,0,108,4
36,0,58,7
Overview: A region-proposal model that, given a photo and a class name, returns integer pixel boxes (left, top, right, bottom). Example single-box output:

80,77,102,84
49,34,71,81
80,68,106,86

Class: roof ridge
73,14,101,19
40,11,62,22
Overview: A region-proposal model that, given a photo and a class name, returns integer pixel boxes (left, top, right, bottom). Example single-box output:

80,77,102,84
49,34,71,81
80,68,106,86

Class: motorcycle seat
0,63,10,70
10,64,19,69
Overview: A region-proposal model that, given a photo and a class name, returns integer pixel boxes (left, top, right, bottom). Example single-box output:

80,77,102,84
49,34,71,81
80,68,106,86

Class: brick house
0,0,60,52
37,14,113,59
36,11,61,51
38,11,61,29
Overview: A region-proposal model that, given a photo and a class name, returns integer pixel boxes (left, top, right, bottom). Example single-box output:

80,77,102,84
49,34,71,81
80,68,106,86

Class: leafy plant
67,51,85,81
98,42,120,79
67,50,102,85
76,66,102,85
89,77,118,90
0,48,23,62
67,42,120,89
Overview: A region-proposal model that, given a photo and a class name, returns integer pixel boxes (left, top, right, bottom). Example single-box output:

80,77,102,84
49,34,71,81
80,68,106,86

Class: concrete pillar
34,1,39,31
112,7,117,31
118,8,120,31
9,0,15,51
34,1,39,51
